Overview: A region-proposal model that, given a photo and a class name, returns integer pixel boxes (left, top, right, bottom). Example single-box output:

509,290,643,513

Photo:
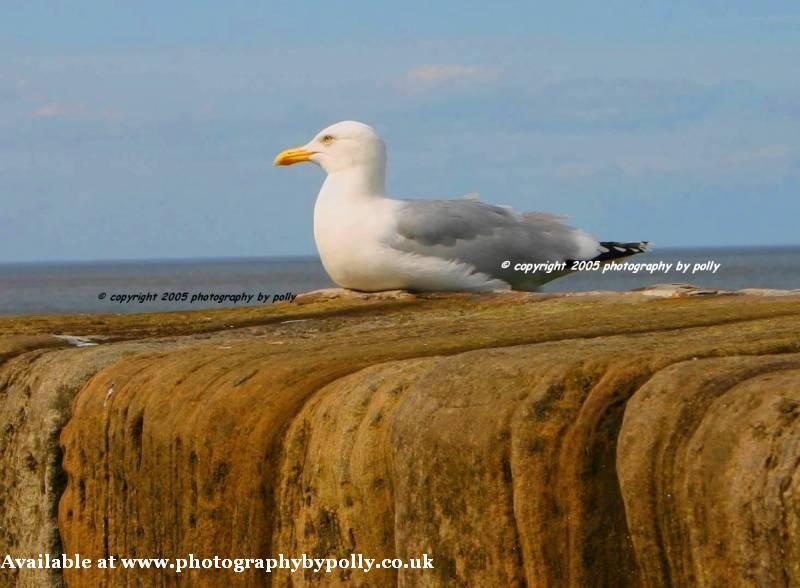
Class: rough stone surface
0,288,799,587
618,355,800,587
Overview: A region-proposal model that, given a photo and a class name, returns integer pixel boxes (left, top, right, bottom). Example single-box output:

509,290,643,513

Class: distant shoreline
2,246,799,316
2,243,799,268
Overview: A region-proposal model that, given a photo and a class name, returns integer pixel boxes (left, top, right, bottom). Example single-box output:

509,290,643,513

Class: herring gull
274,121,648,292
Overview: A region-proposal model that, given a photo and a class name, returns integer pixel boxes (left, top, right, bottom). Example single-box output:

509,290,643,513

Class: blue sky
2,1,799,262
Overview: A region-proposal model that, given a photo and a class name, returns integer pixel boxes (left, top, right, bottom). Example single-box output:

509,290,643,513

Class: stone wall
1,288,799,586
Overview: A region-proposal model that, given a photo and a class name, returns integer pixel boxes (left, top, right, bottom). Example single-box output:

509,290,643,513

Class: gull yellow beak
274,146,314,166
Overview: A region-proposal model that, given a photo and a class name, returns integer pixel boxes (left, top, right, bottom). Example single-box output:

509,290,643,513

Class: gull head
274,120,386,174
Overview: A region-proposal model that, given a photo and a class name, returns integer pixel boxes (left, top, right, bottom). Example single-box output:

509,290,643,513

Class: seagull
275,121,648,292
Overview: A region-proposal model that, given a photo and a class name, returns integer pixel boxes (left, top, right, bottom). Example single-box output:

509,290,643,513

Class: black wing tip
594,240,650,262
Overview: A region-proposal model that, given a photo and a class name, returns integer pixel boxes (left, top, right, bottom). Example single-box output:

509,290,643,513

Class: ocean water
0,246,798,316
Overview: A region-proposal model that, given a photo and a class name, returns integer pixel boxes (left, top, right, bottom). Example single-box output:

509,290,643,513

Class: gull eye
320,134,335,145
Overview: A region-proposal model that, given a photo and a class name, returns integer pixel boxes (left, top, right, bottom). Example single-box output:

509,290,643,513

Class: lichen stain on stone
0,290,799,586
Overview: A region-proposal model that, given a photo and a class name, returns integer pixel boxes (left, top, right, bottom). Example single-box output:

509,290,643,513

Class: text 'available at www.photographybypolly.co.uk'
2,552,434,575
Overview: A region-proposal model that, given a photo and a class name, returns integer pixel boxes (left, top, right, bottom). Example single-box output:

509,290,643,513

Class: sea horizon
3,243,799,267
1,244,799,316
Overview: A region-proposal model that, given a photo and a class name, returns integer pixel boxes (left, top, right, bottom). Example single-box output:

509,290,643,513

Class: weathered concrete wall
1,288,799,587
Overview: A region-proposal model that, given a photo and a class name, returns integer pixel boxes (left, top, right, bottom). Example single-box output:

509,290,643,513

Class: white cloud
722,144,790,165
32,101,122,120
521,78,746,131
398,64,500,93
33,101,79,118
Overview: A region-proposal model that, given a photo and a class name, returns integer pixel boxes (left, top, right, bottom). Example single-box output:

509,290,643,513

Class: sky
1,1,799,262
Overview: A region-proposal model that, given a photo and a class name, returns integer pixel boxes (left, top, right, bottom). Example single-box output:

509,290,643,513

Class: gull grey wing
390,199,600,287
